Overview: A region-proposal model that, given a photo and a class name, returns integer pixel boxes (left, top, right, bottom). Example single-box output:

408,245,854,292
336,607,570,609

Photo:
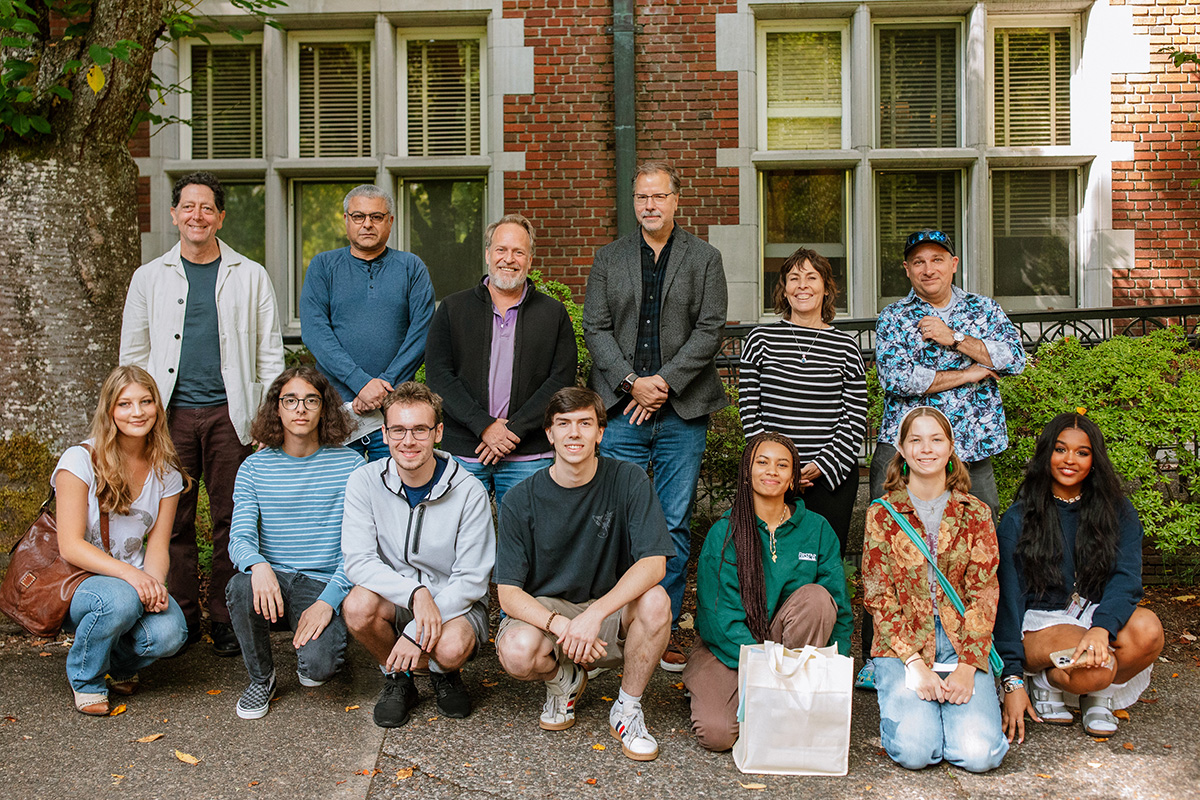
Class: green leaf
48,85,72,100
27,113,49,134
13,89,31,103
9,17,37,34
88,44,112,65
12,112,29,135
63,22,90,38
1,36,31,48
62,59,82,74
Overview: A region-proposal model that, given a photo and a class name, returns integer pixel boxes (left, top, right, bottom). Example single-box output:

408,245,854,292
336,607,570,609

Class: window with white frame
183,40,263,159
756,9,1084,317
294,36,374,158
760,27,847,150
992,169,1076,305
403,35,484,157
993,27,1071,146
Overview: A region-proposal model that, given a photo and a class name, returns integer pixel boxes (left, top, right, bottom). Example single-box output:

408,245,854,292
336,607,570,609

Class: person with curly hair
996,413,1163,742
684,431,853,752
54,365,190,715
226,366,363,719
863,406,1008,773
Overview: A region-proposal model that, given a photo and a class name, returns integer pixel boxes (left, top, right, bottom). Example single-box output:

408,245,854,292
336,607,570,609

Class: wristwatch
618,372,638,394
950,330,966,351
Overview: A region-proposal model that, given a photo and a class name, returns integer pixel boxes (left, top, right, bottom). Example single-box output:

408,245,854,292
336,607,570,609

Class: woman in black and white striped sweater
738,248,868,556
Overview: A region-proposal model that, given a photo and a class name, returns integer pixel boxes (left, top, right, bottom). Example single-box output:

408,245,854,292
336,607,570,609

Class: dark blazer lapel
617,232,643,322
660,228,690,304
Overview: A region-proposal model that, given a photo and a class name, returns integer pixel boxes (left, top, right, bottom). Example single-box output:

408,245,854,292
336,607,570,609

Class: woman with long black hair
996,413,1164,742
683,432,853,752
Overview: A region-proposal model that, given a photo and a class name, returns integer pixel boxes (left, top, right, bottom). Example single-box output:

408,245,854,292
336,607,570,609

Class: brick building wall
501,1,738,299
1111,0,1200,305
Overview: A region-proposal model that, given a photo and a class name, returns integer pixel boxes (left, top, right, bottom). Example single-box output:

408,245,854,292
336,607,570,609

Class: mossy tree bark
0,1,165,449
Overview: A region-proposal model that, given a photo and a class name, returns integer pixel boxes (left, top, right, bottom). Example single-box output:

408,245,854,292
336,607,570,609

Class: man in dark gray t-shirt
495,387,673,762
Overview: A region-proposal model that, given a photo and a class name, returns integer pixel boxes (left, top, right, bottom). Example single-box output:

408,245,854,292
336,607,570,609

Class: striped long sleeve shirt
229,445,365,612
738,321,869,491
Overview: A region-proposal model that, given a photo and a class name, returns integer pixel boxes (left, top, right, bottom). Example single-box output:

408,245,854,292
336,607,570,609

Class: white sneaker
540,662,587,731
297,671,327,688
609,699,659,761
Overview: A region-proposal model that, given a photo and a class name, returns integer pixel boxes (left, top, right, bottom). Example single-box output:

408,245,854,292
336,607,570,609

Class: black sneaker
236,671,277,720
211,621,241,658
373,672,419,728
430,670,472,719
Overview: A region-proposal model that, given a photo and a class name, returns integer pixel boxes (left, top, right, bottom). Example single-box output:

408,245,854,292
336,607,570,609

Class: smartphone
1049,648,1077,668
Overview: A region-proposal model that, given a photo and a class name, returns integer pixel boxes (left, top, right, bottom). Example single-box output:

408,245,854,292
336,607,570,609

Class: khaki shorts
393,599,489,662
496,596,627,670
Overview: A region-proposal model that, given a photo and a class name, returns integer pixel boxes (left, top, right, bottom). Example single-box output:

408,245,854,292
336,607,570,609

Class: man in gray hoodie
341,382,495,728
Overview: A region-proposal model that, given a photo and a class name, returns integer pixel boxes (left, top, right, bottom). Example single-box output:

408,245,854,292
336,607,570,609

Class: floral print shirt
863,487,1001,671
875,287,1025,461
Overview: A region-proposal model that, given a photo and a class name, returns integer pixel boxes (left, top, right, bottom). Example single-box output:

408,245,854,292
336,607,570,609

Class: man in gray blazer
582,162,728,672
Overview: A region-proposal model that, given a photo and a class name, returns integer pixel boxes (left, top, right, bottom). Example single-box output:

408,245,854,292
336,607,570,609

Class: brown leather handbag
0,487,110,637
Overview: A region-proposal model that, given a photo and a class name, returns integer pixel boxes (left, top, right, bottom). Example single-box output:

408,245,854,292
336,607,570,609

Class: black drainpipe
612,0,636,237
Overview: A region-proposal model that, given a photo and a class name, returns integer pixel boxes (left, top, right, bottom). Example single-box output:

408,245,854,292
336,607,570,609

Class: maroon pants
682,583,839,752
167,404,251,628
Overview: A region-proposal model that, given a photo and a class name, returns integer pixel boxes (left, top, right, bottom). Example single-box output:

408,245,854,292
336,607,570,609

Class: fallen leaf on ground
39,652,51,657
1123,743,1134,750
395,767,414,780
206,689,222,695
345,705,360,712
30,638,47,647
592,744,605,751
1180,632,1197,642
1164,744,1172,749
1172,673,1180,678
111,774,124,785
482,680,499,687
1087,762,1102,768
108,704,127,716
674,682,684,690
355,769,380,776
135,733,164,743
175,750,200,765
1113,709,1130,720
1036,774,1053,779
739,782,766,790
601,696,613,702
1171,594,1195,602
1093,737,1110,743
248,781,259,787
1139,697,1160,704
585,778,597,785
427,716,438,722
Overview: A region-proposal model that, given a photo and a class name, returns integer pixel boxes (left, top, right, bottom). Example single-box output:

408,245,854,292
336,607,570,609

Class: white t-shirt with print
51,441,184,570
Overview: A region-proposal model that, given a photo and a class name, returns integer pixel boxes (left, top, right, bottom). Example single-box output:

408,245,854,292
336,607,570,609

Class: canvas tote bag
732,641,853,776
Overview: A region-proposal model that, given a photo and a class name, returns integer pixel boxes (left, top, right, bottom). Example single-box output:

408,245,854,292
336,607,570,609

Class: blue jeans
226,570,349,685
348,428,390,462
64,575,188,695
875,618,1009,773
599,402,708,623
458,456,552,511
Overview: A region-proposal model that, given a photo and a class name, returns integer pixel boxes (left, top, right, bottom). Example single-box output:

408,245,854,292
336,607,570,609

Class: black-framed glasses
280,394,322,411
347,211,390,225
633,192,675,205
904,229,955,257
384,425,433,441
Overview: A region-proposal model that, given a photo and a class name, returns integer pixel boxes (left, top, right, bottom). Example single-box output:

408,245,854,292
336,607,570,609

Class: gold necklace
768,508,787,563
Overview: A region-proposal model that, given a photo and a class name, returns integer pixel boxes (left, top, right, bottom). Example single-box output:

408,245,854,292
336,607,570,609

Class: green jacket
696,502,853,669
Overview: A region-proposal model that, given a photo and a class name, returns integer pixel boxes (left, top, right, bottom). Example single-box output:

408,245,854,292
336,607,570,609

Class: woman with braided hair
683,431,853,752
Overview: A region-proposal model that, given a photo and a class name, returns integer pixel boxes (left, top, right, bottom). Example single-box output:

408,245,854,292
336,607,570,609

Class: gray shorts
393,599,490,661
496,596,627,669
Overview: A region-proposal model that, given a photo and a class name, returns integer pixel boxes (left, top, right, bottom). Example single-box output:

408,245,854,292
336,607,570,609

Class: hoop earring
901,461,908,477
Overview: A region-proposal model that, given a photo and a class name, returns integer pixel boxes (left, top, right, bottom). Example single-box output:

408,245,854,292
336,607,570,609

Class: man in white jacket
341,382,495,728
120,172,284,657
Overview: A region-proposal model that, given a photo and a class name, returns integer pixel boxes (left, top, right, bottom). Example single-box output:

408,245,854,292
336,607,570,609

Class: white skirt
1021,606,1152,710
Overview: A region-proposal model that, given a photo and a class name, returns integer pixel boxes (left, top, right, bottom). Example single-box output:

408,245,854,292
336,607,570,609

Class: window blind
876,171,961,299
190,45,262,159
765,31,843,149
297,42,372,158
878,28,958,148
407,39,482,157
992,169,1074,297
994,28,1071,146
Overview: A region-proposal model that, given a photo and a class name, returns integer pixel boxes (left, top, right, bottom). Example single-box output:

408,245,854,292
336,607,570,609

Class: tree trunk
0,147,141,447
0,0,165,450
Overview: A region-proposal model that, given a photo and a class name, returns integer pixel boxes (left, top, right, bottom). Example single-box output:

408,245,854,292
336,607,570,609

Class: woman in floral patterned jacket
862,406,1008,773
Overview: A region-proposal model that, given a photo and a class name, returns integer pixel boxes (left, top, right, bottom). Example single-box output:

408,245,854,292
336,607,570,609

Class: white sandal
1030,672,1074,726
1081,694,1118,737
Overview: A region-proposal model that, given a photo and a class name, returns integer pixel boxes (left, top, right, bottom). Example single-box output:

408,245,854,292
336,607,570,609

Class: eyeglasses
903,229,955,257
384,425,433,441
633,192,675,205
347,212,390,225
280,394,322,411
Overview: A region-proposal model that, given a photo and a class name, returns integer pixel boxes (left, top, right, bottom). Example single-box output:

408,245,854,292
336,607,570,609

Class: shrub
531,270,591,385
995,328,1200,556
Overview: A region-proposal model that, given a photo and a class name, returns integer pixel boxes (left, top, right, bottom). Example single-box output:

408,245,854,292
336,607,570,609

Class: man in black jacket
425,214,578,509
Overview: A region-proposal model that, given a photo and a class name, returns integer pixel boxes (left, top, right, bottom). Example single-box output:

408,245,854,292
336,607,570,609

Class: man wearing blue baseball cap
856,229,1025,690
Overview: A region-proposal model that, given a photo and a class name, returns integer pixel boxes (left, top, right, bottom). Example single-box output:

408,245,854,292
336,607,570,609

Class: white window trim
873,18,965,150
986,14,1080,150
397,28,488,159
178,33,265,162
755,21,851,153
287,30,377,160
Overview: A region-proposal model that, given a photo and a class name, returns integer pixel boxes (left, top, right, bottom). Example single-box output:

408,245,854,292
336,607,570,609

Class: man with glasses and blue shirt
300,185,435,461
340,382,494,728
583,162,728,672
857,228,1026,690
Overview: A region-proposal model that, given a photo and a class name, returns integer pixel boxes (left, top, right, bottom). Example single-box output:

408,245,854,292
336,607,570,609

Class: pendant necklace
768,508,787,562
787,321,823,364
